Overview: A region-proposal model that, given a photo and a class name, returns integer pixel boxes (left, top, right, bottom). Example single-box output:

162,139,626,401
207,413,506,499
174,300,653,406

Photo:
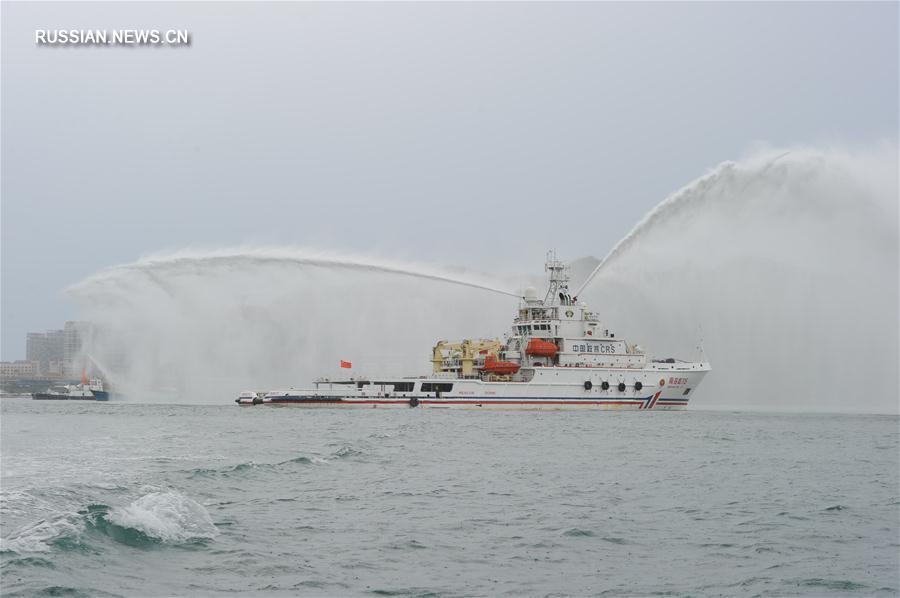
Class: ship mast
543,250,572,306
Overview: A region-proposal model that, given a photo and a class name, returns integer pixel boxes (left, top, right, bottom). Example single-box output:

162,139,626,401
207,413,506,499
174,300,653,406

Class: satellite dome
524,286,538,300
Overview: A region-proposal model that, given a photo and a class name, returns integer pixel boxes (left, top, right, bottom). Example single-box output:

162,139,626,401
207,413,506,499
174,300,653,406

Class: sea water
1,400,897,596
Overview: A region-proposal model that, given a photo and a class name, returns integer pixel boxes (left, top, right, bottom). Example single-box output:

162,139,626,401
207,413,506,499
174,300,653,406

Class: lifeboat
526,339,558,357
482,355,520,375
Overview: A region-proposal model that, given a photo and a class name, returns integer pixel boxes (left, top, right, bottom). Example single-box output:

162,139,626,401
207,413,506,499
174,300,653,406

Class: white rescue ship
237,252,710,410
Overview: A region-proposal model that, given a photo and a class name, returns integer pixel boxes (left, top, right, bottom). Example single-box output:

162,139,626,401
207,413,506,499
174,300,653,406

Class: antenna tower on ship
543,250,572,306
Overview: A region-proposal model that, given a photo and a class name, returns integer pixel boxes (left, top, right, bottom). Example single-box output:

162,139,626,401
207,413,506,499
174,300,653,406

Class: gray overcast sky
2,1,897,360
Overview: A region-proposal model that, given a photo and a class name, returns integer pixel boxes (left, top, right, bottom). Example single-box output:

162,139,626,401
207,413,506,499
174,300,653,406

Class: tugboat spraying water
33,369,109,401
237,251,710,409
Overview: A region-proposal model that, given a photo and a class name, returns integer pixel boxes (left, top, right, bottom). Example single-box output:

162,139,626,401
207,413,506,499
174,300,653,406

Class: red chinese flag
340,360,352,369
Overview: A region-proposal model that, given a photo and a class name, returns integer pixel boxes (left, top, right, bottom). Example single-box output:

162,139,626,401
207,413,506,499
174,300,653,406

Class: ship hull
33,391,109,401
237,396,690,410
237,366,708,410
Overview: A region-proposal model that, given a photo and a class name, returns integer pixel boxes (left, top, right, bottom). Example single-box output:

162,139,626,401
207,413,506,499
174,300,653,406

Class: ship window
376,381,414,392
421,383,453,392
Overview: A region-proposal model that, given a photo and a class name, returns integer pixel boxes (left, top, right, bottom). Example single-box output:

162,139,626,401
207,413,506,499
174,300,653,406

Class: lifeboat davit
526,339,558,357
482,355,520,375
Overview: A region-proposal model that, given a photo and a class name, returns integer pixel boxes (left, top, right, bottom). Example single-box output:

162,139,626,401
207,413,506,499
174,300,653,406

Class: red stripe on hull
363,400,645,406
240,398,689,408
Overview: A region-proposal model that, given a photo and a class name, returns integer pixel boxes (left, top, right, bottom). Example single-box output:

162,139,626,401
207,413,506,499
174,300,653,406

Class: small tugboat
237,251,710,410
33,370,109,401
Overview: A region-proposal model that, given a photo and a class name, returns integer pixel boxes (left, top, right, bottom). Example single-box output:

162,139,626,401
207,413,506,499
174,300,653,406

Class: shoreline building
0,360,42,380
26,329,64,373
21,321,93,378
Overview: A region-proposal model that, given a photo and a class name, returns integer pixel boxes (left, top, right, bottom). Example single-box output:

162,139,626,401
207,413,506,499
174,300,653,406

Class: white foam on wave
107,491,218,543
0,515,81,553
0,489,81,553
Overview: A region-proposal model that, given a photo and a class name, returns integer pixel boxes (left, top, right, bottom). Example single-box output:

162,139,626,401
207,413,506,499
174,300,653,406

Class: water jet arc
69,250,523,299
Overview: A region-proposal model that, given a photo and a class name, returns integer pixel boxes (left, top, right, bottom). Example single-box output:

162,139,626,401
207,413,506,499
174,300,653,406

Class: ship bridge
430,250,648,379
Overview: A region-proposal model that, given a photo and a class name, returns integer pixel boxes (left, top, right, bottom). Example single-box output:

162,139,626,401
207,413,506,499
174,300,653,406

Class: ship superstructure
237,252,709,409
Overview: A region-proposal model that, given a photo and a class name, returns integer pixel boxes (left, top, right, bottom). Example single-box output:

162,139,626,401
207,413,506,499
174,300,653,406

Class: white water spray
577,144,898,414
68,146,898,413
71,247,521,299
68,248,523,402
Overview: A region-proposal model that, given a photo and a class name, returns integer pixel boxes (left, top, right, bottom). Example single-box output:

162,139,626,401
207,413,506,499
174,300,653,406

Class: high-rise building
63,321,93,376
25,329,64,373
23,322,92,377
25,332,46,363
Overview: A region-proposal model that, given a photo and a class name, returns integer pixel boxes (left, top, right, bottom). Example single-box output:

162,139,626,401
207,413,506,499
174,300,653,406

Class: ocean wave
1,515,83,554
799,578,869,591
1,491,217,554
25,586,120,598
0,556,56,569
104,492,218,544
562,528,595,537
331,446,364,459
188,454,326,478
